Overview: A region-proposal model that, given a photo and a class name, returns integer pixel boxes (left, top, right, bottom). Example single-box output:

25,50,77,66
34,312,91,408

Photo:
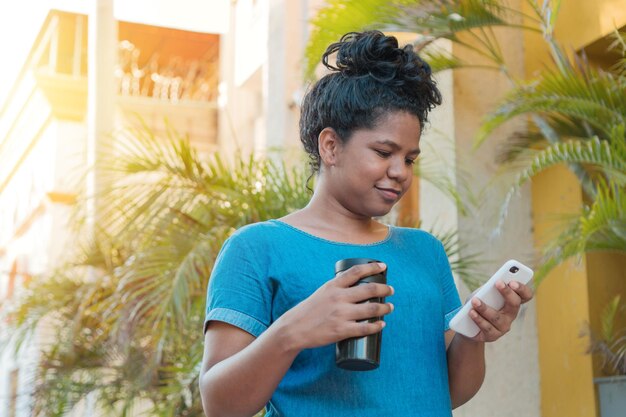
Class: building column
87,0,117,230
264,0,286,153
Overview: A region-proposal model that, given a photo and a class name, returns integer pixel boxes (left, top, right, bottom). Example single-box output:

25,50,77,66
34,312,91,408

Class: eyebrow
374,139,421,155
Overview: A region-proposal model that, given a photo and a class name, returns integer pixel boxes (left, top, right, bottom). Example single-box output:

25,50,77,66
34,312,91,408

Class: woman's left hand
468,280,534,343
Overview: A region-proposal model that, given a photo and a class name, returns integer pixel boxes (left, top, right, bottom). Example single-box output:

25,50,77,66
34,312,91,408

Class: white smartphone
449,259,533,338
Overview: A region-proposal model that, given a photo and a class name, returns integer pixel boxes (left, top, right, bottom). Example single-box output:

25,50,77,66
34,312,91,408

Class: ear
318,127,342,167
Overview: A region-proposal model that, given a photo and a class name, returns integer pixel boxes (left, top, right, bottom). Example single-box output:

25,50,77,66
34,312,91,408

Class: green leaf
476,66,626,147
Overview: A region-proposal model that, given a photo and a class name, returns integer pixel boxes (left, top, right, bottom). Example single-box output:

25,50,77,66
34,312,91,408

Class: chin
366,204,395,218
345,196,398,218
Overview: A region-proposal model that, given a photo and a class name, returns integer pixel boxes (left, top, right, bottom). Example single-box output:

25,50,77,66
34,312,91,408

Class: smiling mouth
375,186,401,201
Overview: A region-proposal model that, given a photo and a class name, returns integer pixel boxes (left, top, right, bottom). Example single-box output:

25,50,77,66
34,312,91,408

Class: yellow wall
522,1,626,416
556,0,626,51
532,167,598,417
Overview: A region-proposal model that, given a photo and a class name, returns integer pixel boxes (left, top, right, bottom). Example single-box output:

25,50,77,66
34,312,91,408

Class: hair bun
322,30,431,86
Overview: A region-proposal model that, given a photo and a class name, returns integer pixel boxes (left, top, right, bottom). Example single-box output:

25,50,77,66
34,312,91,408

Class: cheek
399,166,414,192
346,154,379,175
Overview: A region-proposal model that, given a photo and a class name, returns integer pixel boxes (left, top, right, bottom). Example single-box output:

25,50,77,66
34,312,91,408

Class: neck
286,198,388,244
279,173,391,244
296,175,386,237
305,192,374,229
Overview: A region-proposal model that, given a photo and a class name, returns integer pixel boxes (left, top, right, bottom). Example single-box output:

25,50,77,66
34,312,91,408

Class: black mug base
336,358,379,371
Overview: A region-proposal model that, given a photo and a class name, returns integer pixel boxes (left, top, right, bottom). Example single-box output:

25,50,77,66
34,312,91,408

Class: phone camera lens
509,266,519,273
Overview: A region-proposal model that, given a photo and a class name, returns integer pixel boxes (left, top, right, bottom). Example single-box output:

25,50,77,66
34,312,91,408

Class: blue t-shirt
204,220,462,416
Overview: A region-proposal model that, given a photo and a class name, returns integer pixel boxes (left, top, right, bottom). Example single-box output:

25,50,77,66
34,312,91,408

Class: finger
334,262,386,288
346,301,394,321
469,307,503,341
508,280,534,303
494,280,522,317
346,282,394,303
345,319,386,339
470,297,510,334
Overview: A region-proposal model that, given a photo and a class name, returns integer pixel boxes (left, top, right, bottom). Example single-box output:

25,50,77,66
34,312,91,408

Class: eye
405,158,416,166
375,149,391,158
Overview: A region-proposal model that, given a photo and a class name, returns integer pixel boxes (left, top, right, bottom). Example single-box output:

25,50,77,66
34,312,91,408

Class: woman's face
326,111,421,218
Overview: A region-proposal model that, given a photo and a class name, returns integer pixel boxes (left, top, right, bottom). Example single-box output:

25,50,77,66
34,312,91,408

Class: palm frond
588,295,626,376
493,133,626,236
494,130,549,164
2,122,310,415
94,128,308,247
476,65,626,147
304,0,412,78
518,137,626,185
608,28,626,77
601,295,622,343
421,48,466,72
305,0,537,78
514,136,626,189
398,0,511,39
535,181,626,282
397,0,541,67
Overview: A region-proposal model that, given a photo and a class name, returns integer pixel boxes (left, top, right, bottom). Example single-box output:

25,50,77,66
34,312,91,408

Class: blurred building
0,3,221,416
0,1,625,417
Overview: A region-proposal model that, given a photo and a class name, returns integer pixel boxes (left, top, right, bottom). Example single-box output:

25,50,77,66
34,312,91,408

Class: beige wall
448,1,540,415
218,0,312,163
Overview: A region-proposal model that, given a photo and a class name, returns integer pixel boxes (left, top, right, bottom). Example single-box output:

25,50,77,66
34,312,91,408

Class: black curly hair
300,30,442,176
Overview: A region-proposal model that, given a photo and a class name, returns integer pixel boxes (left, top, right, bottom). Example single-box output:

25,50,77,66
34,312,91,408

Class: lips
375,186,401,201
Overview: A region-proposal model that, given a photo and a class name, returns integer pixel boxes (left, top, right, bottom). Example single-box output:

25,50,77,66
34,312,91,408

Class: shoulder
391,226,443,248
221,219,305,251
212,221,283,275
390,226,448,266
229,220,284,241
228,220,290,245
217,221,282,257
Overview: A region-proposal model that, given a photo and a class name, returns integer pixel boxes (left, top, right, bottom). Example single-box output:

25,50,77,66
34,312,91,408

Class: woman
199,30,533,417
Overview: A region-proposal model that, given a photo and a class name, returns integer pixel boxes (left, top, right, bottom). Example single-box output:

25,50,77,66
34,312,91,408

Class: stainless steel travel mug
334,258,387,371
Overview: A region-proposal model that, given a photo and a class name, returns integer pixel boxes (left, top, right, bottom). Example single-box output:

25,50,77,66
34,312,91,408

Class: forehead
352,111,422,148
375,110,421,130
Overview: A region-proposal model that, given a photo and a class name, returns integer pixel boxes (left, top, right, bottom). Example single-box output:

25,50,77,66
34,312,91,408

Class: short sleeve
436,241,462,331
203,231,272,337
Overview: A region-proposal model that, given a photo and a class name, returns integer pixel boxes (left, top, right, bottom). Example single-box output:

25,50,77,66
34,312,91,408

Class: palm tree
1,124,311,416
0,121,482,415
475,28,626,280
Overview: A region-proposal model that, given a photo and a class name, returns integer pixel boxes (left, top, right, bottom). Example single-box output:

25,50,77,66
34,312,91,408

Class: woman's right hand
277,262,394,352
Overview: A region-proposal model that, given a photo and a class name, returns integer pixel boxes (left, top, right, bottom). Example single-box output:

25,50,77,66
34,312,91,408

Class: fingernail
380,321,387,328
377,262,386,269
470,310,478,319
510,281,519,290
388,303,395,312
496,280,506,289
389,285,395,295
472,298,482,307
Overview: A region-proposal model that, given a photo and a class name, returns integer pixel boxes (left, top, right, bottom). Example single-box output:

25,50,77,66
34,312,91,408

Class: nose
387,156,411,182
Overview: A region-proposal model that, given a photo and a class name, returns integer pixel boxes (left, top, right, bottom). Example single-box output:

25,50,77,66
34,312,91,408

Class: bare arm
446,280,533,409
199,262,394,417
446,330,485,408
199,320,300,417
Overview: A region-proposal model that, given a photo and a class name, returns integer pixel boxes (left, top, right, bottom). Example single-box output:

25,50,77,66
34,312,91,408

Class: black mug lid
335,258,381,274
